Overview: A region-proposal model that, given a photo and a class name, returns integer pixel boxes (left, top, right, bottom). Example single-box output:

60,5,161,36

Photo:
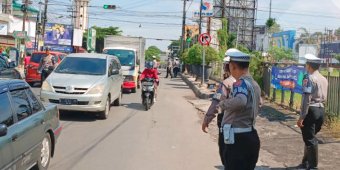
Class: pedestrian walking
38,47,56,84
165,57,173,78
296,54,328,170
218,49,262,170
202,55,236,166
173,58,180,77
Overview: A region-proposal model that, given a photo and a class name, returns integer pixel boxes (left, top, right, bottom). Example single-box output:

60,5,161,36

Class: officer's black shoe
306,144,318,170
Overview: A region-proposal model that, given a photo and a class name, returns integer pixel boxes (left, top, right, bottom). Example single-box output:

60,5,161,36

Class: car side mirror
0,124,8,137
112,69,119,75
9,61,16,68
48,65,55,71
136,59,140,65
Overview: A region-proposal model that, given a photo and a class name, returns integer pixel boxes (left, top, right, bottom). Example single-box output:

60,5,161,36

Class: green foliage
334,53,340,62
313,32,323,36
145,46,161,61
187,44,202,65
217,19,229,56
250,51,264,88
266,18,275,28
228,33,236,49
335,27,340,36
5,46,10,57
267,46,294,62
237,45,250,54
268,23,282,34
187,44,219,66
180,49,189,64
83,26,122,53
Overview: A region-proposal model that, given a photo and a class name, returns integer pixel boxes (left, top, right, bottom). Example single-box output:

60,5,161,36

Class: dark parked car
0,56,22,80
0,79,62,170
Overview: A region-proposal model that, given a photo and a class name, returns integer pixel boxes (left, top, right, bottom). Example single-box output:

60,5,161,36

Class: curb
179,73,214,99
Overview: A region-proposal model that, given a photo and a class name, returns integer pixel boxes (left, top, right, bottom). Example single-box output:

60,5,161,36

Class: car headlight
87,84,105,95
41,81,52,92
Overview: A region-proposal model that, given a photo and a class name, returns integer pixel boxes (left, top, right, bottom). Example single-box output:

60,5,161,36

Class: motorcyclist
139,61,159,102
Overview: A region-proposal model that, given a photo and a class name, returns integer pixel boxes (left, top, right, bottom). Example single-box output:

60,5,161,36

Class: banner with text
271,65,307,94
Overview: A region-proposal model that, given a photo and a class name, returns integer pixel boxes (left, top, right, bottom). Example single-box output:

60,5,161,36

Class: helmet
152,56,156,59
146,61,154,69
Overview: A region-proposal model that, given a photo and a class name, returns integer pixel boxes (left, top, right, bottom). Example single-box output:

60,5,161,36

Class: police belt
221,127,252,134
309,103,324,107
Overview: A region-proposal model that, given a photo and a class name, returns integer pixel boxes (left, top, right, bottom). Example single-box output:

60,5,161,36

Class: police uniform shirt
218,74,262,128
300,70,328,119
204,76,235,125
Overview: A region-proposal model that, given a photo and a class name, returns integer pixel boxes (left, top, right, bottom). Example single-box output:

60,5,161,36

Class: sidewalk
180,73,340,170
187,98,340,170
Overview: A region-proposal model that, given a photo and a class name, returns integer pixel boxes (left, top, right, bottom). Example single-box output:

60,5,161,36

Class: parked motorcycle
141,78,156,111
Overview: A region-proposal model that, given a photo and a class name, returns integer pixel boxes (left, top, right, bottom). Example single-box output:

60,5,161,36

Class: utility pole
222,0,226,19
181,0,187,53
269,0,272,18
42,0,48,50
21,0,29,67
199,0,203,35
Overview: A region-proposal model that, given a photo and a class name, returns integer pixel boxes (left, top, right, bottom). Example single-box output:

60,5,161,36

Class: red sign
326,57,329,63
199,33,211,46
26,42,33,48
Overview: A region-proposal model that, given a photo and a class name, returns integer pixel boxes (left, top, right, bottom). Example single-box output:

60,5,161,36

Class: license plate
59,99,78,105
143,82,154,86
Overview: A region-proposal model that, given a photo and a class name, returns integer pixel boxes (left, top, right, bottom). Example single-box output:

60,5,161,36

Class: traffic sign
14,31,27,39
199,33,211,45
326,56,329,63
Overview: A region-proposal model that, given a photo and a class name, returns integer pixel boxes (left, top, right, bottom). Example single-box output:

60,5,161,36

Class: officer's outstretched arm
219,95,247,112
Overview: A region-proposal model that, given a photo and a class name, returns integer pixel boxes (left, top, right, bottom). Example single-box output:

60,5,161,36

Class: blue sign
27,45,73,52
271,66,307,94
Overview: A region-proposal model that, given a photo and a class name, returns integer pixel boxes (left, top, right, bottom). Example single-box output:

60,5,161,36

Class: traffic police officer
218,49,262,170
202,53,236,166
297,54,328,170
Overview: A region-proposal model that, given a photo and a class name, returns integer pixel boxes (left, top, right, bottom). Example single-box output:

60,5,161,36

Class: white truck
103,36,146,93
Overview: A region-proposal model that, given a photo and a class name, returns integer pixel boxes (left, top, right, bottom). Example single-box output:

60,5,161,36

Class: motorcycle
141,78,156,111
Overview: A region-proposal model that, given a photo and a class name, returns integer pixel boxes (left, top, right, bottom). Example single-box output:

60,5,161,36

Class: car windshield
55,57,106,75
30,53,58,63
104,49,135,66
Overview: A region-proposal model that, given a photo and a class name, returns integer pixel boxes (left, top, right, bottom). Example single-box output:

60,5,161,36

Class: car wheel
113,90,122,106
131,86,137,93
99,98,110,119
28,82,35,87
35,133,52,170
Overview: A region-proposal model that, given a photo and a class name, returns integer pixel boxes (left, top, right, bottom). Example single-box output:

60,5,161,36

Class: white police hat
305,54,321,64
225,48,251,62
152,56,156,59
223,56,230,63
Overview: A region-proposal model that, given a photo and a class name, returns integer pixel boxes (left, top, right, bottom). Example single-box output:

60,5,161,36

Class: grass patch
320,69,340,77
269,87,302,110
325,117,340,139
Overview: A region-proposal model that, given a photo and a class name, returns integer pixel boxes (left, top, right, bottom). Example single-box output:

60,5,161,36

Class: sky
31,0,340,51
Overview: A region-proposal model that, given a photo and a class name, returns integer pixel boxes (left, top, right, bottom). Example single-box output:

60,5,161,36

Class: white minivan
40,53,124,119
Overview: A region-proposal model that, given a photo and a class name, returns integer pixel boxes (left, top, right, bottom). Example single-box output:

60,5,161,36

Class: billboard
271,65,307,94
44,23,73,46
271,30,296,50
319,42,340,58
298,44,318,64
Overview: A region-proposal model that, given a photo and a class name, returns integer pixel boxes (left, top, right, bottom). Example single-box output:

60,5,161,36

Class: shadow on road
59,111,97,122
122,102,145,111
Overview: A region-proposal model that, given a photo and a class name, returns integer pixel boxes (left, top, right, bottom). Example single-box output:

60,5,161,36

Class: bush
187,44,219,66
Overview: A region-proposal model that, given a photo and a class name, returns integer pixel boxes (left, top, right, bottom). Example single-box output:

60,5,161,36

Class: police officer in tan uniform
297,54,328,170
202,54,236,166
218,49,262,170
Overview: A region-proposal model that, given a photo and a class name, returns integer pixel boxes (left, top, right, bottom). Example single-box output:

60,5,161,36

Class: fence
263,62,340,119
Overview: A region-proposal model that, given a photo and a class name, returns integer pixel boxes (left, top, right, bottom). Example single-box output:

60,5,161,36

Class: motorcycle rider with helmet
139,61,159,102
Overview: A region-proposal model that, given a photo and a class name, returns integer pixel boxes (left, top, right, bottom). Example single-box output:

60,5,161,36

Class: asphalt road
32,70,222,170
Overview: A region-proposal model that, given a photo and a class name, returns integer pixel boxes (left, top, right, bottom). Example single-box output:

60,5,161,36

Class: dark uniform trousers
217,114,225,166
165,67,173,78
301,107,325,146
41,69,50,85
224,129,260,170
